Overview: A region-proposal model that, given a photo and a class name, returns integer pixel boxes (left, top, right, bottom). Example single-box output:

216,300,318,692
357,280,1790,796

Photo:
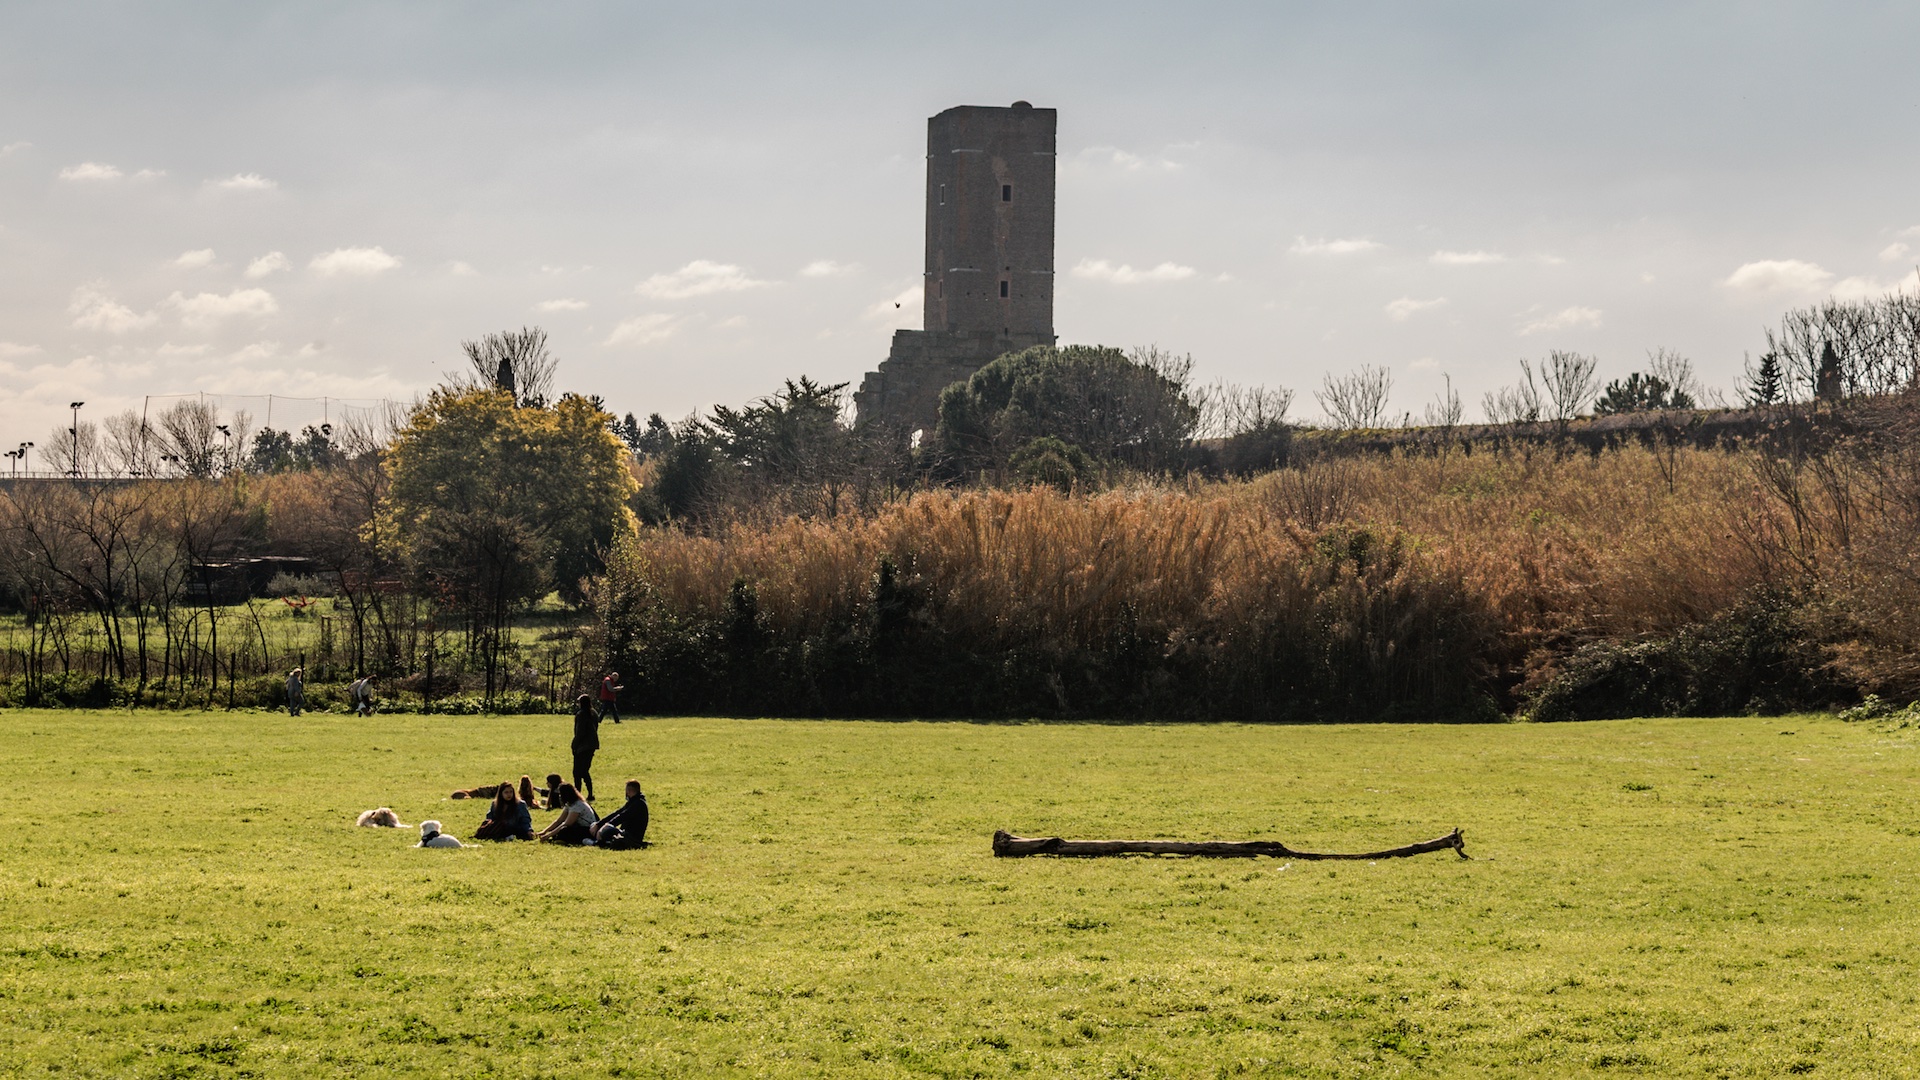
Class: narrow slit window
1001,184,1012,202
1000,280,1009,298
939,184,946,206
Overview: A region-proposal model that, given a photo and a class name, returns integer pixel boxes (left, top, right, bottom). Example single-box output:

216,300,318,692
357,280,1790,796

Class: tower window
1001,184,1012,202
1000,280,1009,298
939,184,946,206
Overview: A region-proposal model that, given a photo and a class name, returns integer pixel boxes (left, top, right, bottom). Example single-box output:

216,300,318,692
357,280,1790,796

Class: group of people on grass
354,680,646,850
428,771,649,849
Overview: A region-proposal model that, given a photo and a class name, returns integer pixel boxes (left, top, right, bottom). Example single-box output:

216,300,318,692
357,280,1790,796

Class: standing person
350,675,375,716
285,668,305,716
570,694,600,803
535,783,598,845
597,671,625,723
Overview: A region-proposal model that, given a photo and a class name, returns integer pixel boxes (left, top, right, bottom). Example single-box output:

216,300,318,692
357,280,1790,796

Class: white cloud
165,287,278,328
1075,146,1184,172
1879,242,1911,262
229,341,281,364
0,341,42,358
1409,357,1440,370
156,343,209,357
448,261,478,276
297,341,326,357
310,246,402,276
245,251,290,279
0,142,30,156
173,248,216,269
1071,258,1197,284
603,314,678,347
1722,259,1833,296
1899,226,1920,239
132,169,165,181
59,161,121,182
1385,297,1447,322
800,259,856,278
1290,237,1382,256
537,298,589,312
636,259,769,300
69,284,157,333
1431,250,1507,266
213,172,276,191
1518,306,1603,336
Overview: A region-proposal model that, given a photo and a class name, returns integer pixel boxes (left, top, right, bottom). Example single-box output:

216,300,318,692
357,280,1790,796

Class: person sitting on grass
540,772,565,809
416,820,463,848
535,783,598,845
471,781,534,841
592,779,650,849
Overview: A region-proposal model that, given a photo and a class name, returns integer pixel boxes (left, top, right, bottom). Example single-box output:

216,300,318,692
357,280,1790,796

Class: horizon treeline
3,295,1919,720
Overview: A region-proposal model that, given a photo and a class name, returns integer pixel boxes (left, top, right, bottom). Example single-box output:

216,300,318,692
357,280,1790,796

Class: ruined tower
854,102,1057,431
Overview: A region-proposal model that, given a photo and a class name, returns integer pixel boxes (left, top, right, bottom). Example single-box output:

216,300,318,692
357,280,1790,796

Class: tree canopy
380,388,636,604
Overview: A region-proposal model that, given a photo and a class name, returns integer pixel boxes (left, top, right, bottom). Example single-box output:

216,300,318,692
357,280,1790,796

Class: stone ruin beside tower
853,102,1058,433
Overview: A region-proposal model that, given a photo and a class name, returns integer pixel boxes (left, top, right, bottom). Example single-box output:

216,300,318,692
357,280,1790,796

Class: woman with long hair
472,779,534,841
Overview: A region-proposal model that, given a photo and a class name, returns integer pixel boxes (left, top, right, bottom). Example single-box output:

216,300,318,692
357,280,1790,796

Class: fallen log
992,828,1468,860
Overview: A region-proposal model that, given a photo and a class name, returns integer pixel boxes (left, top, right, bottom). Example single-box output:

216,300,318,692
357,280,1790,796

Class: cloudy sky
2,2,1916,446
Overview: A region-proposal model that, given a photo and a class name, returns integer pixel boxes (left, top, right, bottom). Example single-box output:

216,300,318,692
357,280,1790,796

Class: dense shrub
1524,596,1854,722
587,489,1500,722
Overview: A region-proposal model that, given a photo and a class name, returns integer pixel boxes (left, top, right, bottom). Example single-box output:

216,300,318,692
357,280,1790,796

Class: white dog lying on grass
416,820,463,848
355,807,406,828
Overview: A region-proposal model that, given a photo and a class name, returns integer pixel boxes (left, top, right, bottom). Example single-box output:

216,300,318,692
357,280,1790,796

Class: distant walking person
598,671,625,723
571,694,600,803
286,668,305,716
350,675,375,716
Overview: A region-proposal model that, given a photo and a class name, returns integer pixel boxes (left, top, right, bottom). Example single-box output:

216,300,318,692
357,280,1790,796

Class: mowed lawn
2,712,1916,1078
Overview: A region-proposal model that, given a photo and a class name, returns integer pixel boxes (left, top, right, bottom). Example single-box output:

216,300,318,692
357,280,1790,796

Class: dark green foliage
1527,595,1853,722
933,345,1199,476
1743,352,1785,406
247,425,340,474
1594,373,1697,415
633,417,718,525
1007,436,1093,490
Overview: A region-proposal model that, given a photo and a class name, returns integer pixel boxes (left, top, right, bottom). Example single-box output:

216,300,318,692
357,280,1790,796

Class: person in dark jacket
593,779,649,848
570,694,600,802
471,780,534,841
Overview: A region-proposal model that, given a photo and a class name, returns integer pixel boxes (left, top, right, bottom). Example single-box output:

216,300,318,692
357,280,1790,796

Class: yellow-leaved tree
380,388,636,690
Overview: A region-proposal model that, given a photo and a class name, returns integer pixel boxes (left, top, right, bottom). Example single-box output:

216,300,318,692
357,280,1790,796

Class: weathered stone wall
853,328,1053,435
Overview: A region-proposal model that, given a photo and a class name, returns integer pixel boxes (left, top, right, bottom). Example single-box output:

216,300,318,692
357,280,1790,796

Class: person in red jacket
597,671,625,724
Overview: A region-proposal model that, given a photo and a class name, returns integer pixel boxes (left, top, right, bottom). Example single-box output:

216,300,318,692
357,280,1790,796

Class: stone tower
854,102,1057,431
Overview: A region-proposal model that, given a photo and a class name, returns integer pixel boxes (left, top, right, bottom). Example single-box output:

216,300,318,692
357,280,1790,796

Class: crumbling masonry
854,102,1057,431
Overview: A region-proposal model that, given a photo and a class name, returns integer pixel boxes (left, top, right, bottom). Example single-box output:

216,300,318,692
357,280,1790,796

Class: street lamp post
216,424,232,475
68,402,85,478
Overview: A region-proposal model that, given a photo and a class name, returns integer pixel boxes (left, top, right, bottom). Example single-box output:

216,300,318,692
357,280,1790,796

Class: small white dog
416,820,463,848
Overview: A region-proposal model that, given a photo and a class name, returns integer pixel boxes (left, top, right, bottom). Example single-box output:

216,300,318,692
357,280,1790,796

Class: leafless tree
1482,362,1544,425
462,326,558,408
1422,375,1464,429
1315,365,1393,429
1540,350,1598,425
41,420,102,477
1195,380,1294,439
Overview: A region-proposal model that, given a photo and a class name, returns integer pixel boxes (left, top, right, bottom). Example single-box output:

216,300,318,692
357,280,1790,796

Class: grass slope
2,711,1915,1077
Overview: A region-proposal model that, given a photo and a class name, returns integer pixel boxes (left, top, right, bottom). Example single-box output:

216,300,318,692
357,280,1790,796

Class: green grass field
3,710,1915,1077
